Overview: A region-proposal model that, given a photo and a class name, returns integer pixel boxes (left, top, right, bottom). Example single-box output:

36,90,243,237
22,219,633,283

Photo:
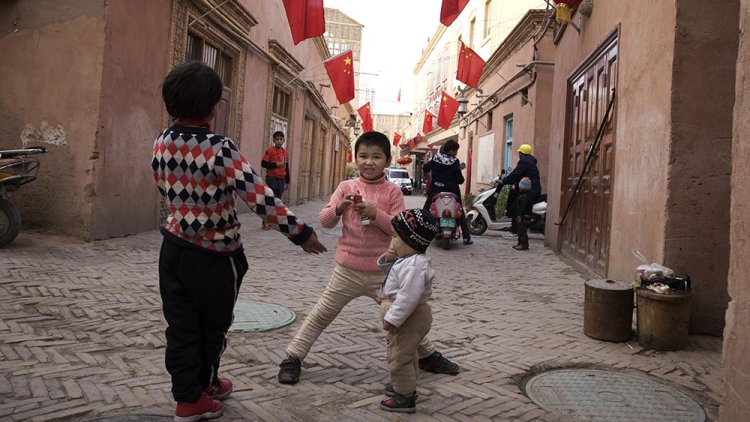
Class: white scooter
466,174,547,236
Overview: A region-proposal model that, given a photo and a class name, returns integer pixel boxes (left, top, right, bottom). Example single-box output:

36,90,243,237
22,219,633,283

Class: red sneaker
174,391,223,422
206,378,233,401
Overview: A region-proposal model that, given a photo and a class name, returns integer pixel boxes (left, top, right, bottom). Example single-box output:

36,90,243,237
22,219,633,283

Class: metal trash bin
636,288,692,350
584,279,634,342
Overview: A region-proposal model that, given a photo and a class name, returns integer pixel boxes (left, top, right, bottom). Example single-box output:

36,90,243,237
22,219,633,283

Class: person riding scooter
422,140,472,245
502,144,541,251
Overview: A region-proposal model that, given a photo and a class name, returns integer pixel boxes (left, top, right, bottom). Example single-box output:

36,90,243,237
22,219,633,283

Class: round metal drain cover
86,416,169,421
229,300,296,332
524,369,705,421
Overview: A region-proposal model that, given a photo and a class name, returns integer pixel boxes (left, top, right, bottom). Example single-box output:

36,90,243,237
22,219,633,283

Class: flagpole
278,59,327,90
188,0,230,28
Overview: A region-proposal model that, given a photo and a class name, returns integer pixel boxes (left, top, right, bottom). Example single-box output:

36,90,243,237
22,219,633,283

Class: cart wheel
0,198,21,247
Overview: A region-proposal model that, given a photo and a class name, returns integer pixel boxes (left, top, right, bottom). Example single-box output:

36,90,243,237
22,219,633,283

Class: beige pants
380,300,432,396
286,264,437,360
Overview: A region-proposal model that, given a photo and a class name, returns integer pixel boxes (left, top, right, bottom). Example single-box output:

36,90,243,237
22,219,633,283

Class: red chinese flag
408,138,415,150
324,50,355,104
440,0,469,27
282,0,325,45
416,133,423,143
457,41,486,88
393,132,401,146
422,111,434,134
358,102,373,132
437,92,459,129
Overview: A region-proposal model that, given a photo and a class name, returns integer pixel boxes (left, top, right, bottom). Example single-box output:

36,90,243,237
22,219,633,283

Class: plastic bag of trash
635,263,675,282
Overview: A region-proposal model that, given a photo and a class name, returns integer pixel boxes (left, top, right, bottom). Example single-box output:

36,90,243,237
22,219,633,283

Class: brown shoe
512,244,529,251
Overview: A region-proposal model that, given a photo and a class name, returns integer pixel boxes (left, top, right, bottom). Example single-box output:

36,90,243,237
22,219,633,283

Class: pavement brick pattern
0,197,722,421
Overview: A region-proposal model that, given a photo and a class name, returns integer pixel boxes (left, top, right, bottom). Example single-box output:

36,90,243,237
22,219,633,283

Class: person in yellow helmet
501,144,541,250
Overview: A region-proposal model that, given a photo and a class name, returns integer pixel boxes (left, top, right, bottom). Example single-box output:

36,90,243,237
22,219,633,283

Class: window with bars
272,86,291,118
186,32,233,85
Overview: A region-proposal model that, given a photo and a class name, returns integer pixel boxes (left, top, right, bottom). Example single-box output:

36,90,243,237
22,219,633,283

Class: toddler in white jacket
377,208,438,413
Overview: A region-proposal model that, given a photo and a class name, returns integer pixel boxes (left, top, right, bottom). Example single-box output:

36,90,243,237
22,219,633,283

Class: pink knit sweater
320,175,405,272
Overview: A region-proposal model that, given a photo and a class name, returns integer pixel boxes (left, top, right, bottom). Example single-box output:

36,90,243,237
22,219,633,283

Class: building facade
407,0,549,189
723,0,749,418
0,0,353,240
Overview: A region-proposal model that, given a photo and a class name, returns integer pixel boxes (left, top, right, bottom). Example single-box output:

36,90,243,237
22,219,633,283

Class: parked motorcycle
0,146,47,247
466,175,547,236
429,192,463,250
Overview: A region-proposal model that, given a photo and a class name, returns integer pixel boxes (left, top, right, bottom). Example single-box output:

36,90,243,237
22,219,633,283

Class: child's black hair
162,60,223,120
272,131,285,139
354,131,391,162
442,139,460,154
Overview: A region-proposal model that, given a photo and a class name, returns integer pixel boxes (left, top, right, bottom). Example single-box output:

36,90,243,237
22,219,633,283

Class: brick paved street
0,196,723,421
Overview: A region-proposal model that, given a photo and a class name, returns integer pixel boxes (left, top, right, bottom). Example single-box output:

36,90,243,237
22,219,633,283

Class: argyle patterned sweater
152,125,312,254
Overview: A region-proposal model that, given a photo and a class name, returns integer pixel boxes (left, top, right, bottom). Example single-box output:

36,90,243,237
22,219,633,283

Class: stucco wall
665,0,738,334
0,0,107,238
239,0,342,206
89,0,172,239
468,29,555,196
547,1,676,278
721,0,750,417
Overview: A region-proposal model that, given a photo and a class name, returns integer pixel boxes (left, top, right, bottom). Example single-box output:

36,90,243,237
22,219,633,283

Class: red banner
457,41,486,88
324,50,355,104
437,92,459,129
282,0,325,45
440,0,469,27
393,132,402,146
422,111,434,134
358,102,373,132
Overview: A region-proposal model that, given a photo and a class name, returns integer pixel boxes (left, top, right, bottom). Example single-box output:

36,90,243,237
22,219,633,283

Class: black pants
504,188,519,233
423,193,471,240
265,176,285,198
514,192,536,247
159,240,248,402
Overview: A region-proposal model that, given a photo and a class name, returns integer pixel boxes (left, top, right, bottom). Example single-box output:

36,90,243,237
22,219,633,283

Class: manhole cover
86,416,169,421
229,300,296,332
523,369,705,421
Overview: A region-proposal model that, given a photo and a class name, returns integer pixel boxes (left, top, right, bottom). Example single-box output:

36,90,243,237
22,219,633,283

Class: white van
386,168,413,195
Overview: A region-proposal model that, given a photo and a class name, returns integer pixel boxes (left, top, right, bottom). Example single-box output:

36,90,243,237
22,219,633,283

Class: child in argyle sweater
152,61,326,422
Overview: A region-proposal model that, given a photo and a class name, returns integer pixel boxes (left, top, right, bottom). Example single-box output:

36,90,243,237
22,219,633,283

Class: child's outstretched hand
383,320,396,332
300,231,327,254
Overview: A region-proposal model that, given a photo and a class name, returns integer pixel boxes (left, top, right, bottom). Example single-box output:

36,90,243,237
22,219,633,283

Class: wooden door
311,126,325,199
298,118,313,202
211,87,231,137
561,38,618,276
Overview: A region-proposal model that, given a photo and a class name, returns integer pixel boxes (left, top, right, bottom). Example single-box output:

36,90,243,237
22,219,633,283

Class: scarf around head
432,151,457,165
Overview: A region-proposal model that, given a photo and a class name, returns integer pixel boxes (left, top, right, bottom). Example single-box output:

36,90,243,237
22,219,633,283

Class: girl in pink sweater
278,132,459,385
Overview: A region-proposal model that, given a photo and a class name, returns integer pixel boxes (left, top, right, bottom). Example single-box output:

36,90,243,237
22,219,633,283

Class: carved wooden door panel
311,126,325,199
562,38,618,276
210,87,231,138
298,118,313,202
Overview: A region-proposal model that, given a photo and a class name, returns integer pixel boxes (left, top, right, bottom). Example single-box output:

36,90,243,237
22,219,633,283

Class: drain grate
229,300,296,332
523,369,705,421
